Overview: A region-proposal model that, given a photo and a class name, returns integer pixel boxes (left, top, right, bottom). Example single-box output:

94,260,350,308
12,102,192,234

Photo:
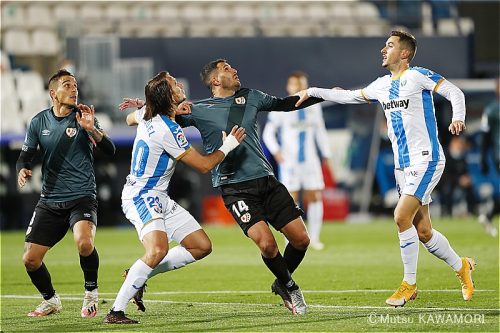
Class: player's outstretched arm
296,87,368,107
180,125,246,173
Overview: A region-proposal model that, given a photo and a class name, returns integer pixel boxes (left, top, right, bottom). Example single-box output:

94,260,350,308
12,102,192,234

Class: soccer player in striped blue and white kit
295,30,475,307
263,71,331,250
104,72,245,324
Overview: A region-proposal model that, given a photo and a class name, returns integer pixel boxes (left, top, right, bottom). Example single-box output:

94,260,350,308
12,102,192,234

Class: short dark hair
288,71,308,80
48,69,74,90
200,58,226,90
391,30,417,62
143,71,175,121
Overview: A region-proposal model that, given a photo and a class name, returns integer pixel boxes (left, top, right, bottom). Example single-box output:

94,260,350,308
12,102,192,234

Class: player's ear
49,89,56,101
401,48,411,61
211,76,220,87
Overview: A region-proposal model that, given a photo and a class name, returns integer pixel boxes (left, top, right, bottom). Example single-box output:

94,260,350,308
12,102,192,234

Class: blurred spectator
0,49,11,72
439,136,476,217
477,78,499,236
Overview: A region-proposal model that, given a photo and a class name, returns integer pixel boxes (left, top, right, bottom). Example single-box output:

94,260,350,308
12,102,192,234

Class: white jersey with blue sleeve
309,67,466,170
362,67,446,169
121,108,192,222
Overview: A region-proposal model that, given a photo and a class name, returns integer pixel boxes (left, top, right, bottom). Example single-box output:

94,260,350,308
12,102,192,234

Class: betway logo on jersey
382,99,410,111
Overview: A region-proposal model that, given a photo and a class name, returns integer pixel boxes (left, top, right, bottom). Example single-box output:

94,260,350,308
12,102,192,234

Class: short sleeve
161,119,192,160
136,107,146,123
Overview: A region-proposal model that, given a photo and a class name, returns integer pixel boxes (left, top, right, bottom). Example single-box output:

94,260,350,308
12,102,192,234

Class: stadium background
0,0,498,230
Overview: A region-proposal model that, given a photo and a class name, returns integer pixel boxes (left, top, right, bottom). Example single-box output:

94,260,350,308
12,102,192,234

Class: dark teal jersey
22,108,103,201
178,88,284,187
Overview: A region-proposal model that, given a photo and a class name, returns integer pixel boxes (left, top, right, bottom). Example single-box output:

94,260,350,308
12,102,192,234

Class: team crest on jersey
176,131,188,148
66,127,77,138
235,97,246,105
401,80,407,86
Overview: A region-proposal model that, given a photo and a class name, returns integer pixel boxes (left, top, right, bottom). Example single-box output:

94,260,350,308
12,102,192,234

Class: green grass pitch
1,217,498,332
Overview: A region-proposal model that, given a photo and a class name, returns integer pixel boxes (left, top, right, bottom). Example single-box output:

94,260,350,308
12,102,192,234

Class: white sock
307,201,323,243
422,229,462,271
398,226,419,285
148,246,196,279
112,259,152,312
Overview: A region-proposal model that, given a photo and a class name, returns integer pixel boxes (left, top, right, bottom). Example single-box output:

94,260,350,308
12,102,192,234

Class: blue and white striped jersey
309,67,466,169
263,104,330,165
122,108,192,200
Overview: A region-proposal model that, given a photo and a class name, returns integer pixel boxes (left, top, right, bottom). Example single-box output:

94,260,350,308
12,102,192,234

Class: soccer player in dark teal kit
121,59,324,315
16,69,115,317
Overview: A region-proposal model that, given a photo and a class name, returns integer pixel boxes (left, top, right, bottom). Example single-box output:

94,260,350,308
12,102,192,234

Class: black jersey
22,108,102,201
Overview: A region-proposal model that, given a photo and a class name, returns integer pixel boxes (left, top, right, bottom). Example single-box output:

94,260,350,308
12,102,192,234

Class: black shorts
220,176,304,236
25,196,98,247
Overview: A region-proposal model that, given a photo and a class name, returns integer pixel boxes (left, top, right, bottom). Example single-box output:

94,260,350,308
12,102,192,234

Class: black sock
27,262,55,300
283,243,307,274
80,248,99,291
261,252,297,290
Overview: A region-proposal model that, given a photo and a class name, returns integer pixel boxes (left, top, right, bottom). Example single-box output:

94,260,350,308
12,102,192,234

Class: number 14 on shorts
231,200,251,223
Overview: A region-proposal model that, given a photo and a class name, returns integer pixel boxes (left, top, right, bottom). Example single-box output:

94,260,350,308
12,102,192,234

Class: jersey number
231,200,249,218
146,196,163,213
131,140,150,177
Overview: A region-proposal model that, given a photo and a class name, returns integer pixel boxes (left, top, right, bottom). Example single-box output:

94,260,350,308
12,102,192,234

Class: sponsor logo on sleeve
175,131,188,148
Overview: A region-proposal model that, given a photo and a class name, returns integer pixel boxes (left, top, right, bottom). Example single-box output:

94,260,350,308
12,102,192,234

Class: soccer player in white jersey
295,30,475,307
104,72,245,324
263,71,331,250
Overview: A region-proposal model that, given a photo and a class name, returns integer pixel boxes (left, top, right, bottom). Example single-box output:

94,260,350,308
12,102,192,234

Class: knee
76,239,94,256
194,240,212,260
393,211,411,230
417,227,433,243
259,240,278,258
22,253,41,271
290,233,310,250
145,247,168,267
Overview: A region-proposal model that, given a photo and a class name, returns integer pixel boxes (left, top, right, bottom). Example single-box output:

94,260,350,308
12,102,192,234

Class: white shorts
122,191,201,242
278,161,325,192
394,160,444,205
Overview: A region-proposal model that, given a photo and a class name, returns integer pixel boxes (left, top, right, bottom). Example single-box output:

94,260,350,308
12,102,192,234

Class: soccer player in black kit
16,69,115,318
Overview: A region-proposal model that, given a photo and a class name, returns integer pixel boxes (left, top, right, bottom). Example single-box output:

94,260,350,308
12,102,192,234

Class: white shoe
289,288,307,315
310,241,325,251
28,294,62,317
81,289,98,318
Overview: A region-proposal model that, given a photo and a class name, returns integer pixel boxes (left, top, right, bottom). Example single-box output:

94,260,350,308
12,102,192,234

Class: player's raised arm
180,125,246,173
119,97,145,111
118,97,145,126
434,80,466,135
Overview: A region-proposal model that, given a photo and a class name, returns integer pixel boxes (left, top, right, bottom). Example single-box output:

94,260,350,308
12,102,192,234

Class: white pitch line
2,294,499,312
50,289,498,296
